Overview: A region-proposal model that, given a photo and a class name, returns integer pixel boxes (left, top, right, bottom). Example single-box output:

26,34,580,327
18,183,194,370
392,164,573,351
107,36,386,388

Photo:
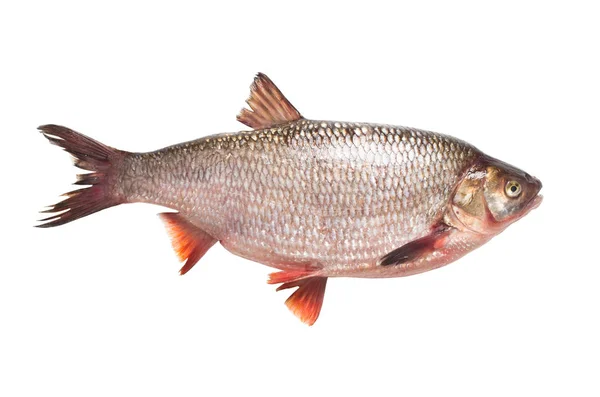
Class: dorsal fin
237,73,303,129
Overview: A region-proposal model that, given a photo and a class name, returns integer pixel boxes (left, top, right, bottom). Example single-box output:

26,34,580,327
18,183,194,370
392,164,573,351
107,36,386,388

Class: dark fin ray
39,124,118,170
36,125,126,228
159,213,217,275
236,73,303,129
74,173,102,186
378,225,452,266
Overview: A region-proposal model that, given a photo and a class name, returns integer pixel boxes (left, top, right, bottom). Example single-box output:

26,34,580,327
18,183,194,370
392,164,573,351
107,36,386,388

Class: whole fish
38,73,543,325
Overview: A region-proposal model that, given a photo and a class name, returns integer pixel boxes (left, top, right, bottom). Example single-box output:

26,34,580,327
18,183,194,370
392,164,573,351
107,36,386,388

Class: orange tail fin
37,125,127,227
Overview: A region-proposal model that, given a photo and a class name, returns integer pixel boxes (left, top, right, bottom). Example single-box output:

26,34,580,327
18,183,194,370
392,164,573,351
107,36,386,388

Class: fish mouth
492,193,543,230
527,177,544,212
516,194,543,220
529,194,543,211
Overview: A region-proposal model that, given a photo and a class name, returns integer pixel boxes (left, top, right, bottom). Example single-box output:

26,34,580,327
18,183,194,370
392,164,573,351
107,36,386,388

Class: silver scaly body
118,120,479,277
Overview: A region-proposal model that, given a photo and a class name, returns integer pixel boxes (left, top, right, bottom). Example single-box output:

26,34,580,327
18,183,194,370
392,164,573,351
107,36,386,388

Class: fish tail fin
36,124,128,227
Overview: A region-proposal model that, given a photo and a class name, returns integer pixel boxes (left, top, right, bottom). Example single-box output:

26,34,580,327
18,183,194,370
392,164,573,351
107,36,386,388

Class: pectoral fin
378,226,452,267
159,213,217,275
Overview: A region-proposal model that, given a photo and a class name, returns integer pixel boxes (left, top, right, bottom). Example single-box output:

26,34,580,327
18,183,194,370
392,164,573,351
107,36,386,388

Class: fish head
450,155,543,235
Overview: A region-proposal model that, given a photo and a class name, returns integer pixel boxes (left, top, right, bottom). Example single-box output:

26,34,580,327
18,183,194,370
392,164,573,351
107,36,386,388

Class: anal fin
268,269,327,326
159,213,217,275
268,269,315,285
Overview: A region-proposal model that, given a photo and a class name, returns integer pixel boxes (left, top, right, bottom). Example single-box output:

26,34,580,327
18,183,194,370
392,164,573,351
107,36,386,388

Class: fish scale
37,73,542,325
118,120,479,274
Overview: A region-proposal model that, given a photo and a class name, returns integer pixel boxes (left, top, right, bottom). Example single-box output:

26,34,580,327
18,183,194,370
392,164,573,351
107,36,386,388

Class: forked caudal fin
37,124,127,227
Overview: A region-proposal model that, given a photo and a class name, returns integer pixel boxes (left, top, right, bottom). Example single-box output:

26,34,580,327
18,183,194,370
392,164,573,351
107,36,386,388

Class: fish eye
505,181,522,198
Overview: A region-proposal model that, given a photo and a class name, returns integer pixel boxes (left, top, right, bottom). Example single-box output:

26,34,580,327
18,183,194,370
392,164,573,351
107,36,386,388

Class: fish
37,73,543,325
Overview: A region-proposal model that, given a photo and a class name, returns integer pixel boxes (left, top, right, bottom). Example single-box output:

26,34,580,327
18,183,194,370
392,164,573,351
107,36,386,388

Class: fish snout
524,173,543,194
532,177,543,195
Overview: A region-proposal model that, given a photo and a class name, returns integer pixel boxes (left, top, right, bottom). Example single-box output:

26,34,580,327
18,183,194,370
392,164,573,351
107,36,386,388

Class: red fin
37,125,126,228
268,269,315,285
268,267,327,325
237,73,303,129
159,213,217,275
378,225,452,266
278,277,328,326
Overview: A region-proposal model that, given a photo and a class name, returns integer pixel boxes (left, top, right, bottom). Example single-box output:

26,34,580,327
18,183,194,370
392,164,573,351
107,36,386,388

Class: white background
1,1,598,396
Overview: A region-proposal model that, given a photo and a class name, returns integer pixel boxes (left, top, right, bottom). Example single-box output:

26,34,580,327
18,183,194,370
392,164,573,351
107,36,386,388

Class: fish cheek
482,166,507,220
451,176,488,232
